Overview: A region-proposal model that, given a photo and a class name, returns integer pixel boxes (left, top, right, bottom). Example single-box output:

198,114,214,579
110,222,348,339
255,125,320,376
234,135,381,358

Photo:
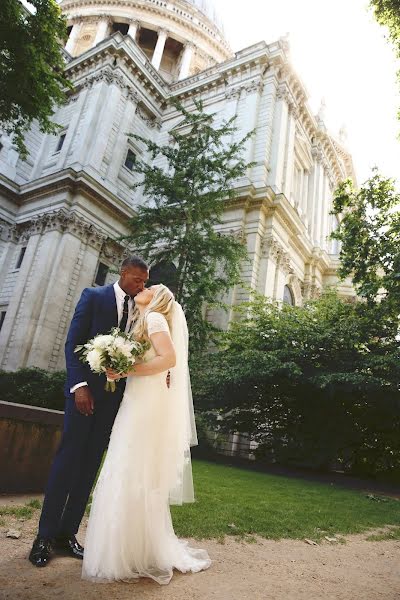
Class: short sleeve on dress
146,312,170,336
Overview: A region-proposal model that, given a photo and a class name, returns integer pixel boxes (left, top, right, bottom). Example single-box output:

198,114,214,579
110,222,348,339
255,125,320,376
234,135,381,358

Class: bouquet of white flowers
75,327,150,392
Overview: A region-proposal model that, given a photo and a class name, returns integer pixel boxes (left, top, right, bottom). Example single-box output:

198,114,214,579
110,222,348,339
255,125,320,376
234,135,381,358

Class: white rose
112,337,134,358
86,348,103,372
92,334,114,350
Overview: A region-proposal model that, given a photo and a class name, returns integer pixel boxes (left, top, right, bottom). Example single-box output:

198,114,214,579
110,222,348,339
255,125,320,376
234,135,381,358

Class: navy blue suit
39,284,126,539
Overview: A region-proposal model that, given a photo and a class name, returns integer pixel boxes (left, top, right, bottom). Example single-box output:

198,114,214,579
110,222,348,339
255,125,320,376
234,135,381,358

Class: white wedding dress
82,309,211,585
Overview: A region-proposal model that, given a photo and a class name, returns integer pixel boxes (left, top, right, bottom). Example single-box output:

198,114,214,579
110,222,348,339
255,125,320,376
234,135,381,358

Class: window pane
15,247,26,269
0,311,6,331
56,133,66,152
283,285,294,306
124,149,136,171
95,262,109,286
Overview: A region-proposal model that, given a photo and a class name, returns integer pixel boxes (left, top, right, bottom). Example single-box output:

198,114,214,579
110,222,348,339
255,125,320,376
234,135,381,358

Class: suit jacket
64,284,125,400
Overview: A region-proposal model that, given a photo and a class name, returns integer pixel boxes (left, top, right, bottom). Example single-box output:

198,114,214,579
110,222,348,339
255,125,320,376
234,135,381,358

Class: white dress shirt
70,281,135,394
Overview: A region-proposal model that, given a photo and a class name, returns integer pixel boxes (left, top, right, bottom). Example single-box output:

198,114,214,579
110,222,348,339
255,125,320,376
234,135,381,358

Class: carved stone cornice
301,281,321,300
7,209,107,249
81,66,126,91
225,79,263,99
276,84,290,104
135,104,162,129
100,238,125,264
311,145,323,164
262,235,294,275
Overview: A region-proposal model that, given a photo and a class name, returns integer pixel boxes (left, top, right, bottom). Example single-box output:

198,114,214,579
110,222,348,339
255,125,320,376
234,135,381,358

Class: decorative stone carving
225,79,262,99
101,238,125,265
82,67,126,91
136,104,162,129
301,281,321,300
7,209,107,250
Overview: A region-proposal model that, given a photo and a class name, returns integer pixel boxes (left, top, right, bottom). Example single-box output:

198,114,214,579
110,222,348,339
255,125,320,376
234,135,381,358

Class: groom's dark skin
75,265,149,416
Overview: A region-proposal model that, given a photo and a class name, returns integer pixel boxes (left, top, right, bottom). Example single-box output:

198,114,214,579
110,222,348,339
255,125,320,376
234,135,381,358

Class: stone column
178,42,194,80
151,29,168,70
250,78,277,189
267,85,289,193
0,210,106,371
65,22,81,54
282,105,297,202
128,20,140,41
94,16,111,46
312,156,324,247
106,91,139,181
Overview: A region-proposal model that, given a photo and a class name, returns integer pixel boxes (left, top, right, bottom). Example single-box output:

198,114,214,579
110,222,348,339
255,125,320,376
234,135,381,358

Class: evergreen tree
0,0,70,157
121,100,254,351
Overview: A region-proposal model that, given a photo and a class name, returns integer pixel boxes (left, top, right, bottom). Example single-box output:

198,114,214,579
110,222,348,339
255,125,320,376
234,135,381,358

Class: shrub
0,368,66,411
191,291,400,479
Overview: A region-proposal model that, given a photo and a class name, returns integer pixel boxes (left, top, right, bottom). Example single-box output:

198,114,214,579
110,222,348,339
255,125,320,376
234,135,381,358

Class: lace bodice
146,312,170,337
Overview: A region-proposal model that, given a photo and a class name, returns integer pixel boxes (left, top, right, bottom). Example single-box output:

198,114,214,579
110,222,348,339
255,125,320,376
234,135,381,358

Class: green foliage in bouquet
75,328,150,392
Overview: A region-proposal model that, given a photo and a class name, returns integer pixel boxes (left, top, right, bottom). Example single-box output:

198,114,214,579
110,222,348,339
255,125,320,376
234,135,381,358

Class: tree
331,170,400,317
191,291,400,479
370,1,400,55
121,100,253,351
0,0,70,157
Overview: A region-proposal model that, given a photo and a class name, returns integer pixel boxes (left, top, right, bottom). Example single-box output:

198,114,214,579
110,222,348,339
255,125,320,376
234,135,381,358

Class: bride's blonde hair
132,284,175,341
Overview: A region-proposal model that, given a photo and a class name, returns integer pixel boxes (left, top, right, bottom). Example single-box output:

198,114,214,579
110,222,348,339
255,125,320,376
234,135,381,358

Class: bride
82,284,211,585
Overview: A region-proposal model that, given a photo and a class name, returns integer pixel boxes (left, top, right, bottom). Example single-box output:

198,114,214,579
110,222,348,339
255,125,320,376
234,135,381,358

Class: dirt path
0,498,399,600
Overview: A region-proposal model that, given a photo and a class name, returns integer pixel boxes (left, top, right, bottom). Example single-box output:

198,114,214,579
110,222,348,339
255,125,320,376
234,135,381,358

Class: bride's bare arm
131,331,176,375
106,332,176,379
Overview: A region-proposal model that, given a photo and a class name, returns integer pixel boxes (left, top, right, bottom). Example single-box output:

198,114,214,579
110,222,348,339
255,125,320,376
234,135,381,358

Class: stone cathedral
0,0,355,372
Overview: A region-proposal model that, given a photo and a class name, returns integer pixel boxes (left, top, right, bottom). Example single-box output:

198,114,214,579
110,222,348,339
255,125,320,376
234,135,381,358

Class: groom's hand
75,386,94,416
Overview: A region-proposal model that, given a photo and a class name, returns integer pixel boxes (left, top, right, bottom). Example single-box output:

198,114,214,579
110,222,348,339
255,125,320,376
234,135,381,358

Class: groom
29,255,149,567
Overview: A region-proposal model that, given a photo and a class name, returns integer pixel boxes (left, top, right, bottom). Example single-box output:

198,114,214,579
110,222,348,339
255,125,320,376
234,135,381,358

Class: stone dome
185,0,225,33
61,0,232,82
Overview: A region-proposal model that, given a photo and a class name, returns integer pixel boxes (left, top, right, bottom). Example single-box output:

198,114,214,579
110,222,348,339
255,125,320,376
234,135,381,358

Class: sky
214,0,400,186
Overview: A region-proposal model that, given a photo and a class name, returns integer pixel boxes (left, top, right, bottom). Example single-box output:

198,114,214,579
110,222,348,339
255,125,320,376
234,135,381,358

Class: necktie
119,295,130,332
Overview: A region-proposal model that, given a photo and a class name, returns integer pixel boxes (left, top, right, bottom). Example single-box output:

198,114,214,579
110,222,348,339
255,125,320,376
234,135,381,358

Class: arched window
283,285,295,306
148,261,178,295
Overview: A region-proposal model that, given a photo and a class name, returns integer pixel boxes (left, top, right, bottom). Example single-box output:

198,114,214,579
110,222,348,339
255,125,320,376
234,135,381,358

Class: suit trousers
38,391,122,539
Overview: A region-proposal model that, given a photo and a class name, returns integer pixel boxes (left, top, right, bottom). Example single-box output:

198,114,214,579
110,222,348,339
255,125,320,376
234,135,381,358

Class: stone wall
0,401,64,494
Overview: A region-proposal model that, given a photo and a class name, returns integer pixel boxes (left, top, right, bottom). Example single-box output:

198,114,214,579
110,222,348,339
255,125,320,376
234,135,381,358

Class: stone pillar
0,210,106,371
88,84,122,171
151,29,168,70
106,91,139,181
71,81,108,167
0,134,19,179
319,173,331,251
94,17,111,46
267,86,289,193
28,222,105,371
235,207,264,304
65,22,81,54
258,237,280,299
312,157,324,247
250,79,277,189
307,147,322,242
128,20,140,41
178,42,194,80
282,106,297,202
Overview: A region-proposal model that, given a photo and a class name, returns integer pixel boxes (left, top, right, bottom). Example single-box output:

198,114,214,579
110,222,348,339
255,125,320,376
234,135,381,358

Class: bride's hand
105,368,122,381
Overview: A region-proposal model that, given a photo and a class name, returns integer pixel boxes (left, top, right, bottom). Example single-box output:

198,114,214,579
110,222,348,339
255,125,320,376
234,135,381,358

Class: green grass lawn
2,461,399,542
170,460,400,541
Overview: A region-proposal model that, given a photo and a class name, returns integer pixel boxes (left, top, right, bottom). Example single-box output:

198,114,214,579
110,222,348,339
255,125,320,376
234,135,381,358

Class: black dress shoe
53,534,84,559
29,536,53,567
